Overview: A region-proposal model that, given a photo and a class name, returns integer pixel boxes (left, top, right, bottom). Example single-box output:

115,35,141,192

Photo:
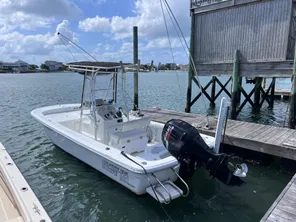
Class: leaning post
230,50,240,119
133,26,139,111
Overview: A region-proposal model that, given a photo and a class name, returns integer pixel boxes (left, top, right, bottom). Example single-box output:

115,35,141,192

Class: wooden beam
254,77,263,109
210,76,216,107
195,60,294,77
190,80,213,107
214,77,232,100
236,87,255,115
230,50,240,119
192,0,262,14
270,77,276,106
185,14,195,113
260,84,273,108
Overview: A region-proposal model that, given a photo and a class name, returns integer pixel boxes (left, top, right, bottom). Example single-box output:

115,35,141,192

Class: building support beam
230,50,240,119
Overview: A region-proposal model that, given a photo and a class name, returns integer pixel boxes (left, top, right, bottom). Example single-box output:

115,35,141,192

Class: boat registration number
102,159,129,184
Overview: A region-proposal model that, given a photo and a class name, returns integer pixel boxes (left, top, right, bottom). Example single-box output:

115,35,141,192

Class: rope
58,32,99,62
159,0,183,101
68,41,93,62
162,0,210,127
58,35,77,62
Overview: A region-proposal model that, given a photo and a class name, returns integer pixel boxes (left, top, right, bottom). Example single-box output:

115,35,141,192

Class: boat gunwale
0,143,52,222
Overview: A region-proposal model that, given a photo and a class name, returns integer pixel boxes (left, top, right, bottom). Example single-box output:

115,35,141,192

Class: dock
265,89,291,100
143,108,296,221
261,174,296,221
142,108,296,160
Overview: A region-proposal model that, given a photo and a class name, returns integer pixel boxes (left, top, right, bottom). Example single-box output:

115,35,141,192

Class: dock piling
185,12,195,113
230,50,240,119
133,26,139,111
210,76,216,107
270,77,276,107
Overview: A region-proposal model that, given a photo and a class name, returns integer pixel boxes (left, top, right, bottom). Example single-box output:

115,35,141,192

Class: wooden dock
142,108,296,160
261,174,296,221
265,89,291,99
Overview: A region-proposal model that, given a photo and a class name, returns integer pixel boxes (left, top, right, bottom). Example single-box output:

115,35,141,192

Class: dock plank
261,175,296,222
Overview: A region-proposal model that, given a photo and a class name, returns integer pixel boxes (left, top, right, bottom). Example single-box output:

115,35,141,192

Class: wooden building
186,0,296,127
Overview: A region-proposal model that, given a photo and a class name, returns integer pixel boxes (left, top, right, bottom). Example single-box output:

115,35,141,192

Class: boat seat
122,116,151,131
134,143,169,160
109,128,148,154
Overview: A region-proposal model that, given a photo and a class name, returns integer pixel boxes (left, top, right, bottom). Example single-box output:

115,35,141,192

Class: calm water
0,72,293,222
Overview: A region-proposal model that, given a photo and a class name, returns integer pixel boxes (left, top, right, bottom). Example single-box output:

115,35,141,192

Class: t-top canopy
67,61,138,75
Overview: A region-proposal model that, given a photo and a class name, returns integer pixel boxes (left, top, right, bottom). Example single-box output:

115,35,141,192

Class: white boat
32,63,247,203
0,142,52,222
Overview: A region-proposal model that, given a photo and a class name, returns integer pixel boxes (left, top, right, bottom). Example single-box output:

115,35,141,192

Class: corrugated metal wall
194,0,292,63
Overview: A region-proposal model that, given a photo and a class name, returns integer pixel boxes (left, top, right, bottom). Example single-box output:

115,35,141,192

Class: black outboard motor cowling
162,119,244,186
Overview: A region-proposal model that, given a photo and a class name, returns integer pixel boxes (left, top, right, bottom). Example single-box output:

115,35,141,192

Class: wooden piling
113,72,118,103
230,50,240,119
289,45,296,128
210,76,216,107
254,77,263,109
270,77,276,107
133,26,139,111
185,12,195,113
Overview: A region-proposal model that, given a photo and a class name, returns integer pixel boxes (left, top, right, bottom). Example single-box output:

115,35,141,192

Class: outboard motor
162,119,247,186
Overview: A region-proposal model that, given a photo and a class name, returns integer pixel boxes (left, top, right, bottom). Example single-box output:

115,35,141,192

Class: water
0,72,292,221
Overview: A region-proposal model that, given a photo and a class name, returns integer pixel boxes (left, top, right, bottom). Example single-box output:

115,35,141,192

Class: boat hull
44,126,178,195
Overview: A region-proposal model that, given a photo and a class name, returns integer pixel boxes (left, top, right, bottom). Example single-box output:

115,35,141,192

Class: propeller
233,163,248,178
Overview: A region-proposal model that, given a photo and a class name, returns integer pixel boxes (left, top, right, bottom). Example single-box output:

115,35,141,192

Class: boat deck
261,174,296,221
0,176,23,222
142,108,296,160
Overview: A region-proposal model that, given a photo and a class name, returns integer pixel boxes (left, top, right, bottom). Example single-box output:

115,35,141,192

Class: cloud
0,20,79,64
49,20,78,45
78,0,190,41
78,16,110,32
0,0,82,19
146,37,184,49
0,0,82,32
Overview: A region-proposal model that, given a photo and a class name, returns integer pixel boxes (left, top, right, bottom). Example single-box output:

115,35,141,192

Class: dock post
254,77,263,109
270,77,276,107
113,72,118,103
288,44,296,128
210,76,216,107
133,26,139,111
185,11,195,113
230,50,240,119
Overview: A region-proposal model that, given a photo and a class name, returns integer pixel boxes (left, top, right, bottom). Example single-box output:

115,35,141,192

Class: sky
0,0,191,66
